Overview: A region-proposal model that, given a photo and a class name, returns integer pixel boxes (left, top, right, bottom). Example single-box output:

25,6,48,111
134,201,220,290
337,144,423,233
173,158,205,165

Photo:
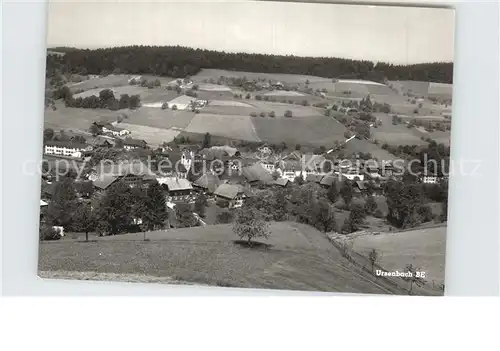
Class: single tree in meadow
364,195,378,215
72,203,96,242
368,248,381,273
46,177,78,228
233,207,269,247
175,202,199,228
403,264,427,295
327,181,339,203
43,128,55,142
194,193,207,218
202,133,212,149
313,200,336,233
340,180,354,207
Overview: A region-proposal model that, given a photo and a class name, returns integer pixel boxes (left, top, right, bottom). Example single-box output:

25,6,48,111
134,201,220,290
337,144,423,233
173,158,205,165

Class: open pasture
117,123,181,145
67,74,130,93
251,115,347,147
185,113,261,142
208,100,254,108
349,226,447,287
263,90,306,97
343,138,399,161
73,85,145,99
247,101,324,118
39,222,404,294
192,68,332,85
125,107,196,129
197,83,232,92
388,80,430,97
202,105,257,116
428,82,453,100
43,103,122,132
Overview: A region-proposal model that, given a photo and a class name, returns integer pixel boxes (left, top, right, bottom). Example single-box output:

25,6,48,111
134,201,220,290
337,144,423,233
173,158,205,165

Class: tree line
46,46,453,83
40,177,169,241
53,86,141,110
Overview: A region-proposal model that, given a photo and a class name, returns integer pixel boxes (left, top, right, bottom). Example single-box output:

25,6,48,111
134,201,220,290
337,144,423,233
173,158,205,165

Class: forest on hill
46,46,453,83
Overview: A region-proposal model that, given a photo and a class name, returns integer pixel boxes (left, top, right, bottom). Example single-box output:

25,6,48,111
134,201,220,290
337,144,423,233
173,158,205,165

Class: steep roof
94,161,155,177
123,138,147,147
306,174,324,183
320,174,336,187
45,140,87,149
214,183,246,200
273,178,289,187
93,175,119,190
157,177,193,191
242,162,274,184
193,172,221,193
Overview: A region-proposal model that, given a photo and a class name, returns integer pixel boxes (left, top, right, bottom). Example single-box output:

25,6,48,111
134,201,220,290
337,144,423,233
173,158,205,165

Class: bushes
259,112,266,118
417,205,434,223
171,104,178,111
268,111,276,118
373,209,384,218
215,211,233,224
40,226,62,241
161,102,169,110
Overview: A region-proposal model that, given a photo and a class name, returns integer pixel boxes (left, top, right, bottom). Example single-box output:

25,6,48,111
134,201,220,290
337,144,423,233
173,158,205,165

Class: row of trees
46,46,454,83
42,178,169,241
61,88,141,110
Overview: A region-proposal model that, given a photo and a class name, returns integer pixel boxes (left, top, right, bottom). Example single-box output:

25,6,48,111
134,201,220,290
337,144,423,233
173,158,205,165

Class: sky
46,0,455,65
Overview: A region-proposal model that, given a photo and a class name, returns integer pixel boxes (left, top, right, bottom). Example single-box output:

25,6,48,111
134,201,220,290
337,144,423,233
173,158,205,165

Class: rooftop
157,177,193,191
242,162,274,184
214,183,248,200
45,140,87,149
193,172,222,193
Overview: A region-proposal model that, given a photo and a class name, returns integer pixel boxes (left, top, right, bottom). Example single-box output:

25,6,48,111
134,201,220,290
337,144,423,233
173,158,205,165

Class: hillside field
39,222,407,294
185,113,261,142
348,226,447,288
252,115,347,147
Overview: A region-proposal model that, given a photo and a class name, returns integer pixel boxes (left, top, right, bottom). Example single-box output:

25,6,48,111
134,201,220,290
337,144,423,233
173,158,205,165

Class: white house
102,124,131,137
44,141,87,158
421,175,438,184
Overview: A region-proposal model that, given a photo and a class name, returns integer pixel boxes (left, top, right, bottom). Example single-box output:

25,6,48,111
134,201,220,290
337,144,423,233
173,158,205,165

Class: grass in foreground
39,222,413,294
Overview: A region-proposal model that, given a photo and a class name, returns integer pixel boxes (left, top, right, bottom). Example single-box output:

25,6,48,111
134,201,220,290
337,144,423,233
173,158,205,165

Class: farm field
185,113,261,142
201,104,257,116
247,101,324,118
428,82,453,99
67,74,130,93
125,107,196,129
348,225,447,288
208,100,254,108
252,115,347,147
263,90,306,97
117,123,181,145
191,68,332,85
343,138,399,161
39,222,406,294
197,83,232,92
372,113,430,146
43,103,122,132
388,80,430,97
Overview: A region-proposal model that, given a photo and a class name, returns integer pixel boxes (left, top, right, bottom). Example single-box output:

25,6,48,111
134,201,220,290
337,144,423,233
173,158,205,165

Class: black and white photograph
37,0,454,296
